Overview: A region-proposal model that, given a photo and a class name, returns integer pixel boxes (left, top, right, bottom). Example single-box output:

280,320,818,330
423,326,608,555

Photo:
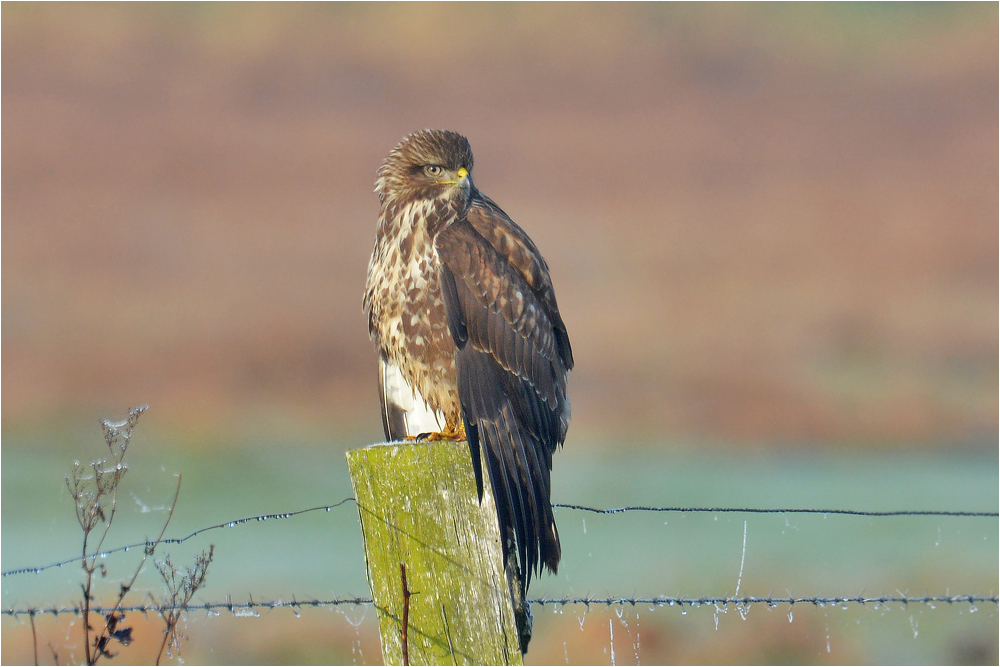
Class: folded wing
436,194,573,595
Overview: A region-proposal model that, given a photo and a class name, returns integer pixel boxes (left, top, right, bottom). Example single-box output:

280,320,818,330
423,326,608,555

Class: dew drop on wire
232,607,260,618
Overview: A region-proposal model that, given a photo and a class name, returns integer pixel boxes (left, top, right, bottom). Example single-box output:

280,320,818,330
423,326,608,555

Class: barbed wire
4,498,996,636
530,594,999,608
4,498,996,578
553,503,999,518
1,498,358,577
4,593,996,620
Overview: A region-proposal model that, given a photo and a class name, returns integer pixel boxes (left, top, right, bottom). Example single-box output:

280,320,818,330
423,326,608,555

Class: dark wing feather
436,194,571,596
466,195,573,375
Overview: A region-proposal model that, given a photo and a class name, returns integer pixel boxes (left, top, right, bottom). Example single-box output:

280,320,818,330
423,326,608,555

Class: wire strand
1,498,357,577
5,497,997,578
4,594,996,619
552,503,999,517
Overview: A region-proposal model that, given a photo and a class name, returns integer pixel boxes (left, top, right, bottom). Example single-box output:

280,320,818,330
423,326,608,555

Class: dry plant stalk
154,546,215,665
63,405,209,665
400,563,410,667
65,405,146,664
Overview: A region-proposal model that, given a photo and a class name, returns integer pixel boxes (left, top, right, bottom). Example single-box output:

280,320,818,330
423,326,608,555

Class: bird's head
376,129,475,210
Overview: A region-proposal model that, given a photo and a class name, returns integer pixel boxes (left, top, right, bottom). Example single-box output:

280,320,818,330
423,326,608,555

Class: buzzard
363,129,573,647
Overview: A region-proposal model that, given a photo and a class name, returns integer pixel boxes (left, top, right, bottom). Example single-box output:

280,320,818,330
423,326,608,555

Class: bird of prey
363,129,573,649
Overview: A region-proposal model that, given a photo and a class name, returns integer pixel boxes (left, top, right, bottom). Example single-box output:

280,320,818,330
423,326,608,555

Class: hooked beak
439,167,470,186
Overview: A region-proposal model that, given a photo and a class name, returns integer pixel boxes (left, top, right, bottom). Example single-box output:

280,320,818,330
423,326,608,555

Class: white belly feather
379,356,446,438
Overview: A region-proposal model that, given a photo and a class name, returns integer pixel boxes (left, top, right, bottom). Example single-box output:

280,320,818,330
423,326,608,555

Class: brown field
3,3,997,448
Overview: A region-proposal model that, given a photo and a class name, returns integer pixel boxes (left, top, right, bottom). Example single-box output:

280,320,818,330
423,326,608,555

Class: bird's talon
406,426,465,442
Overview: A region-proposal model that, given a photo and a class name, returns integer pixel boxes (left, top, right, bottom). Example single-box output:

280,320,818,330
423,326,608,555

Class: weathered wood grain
346,440,523,666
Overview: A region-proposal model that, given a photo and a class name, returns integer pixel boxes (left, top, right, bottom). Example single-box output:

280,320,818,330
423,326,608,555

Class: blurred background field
2,3,997,664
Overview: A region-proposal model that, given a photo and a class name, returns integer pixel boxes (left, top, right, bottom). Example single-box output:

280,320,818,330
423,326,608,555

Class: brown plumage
363,129,573,628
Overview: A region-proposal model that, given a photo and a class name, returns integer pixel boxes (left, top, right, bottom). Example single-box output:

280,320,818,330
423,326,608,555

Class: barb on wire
553,503,999,518
1,498,357,578
4,593,996,619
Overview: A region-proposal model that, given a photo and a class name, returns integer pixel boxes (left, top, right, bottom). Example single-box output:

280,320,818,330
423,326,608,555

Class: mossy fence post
346,440,524,666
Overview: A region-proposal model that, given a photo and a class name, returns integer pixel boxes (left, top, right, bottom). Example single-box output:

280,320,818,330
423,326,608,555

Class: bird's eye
424,165,443,177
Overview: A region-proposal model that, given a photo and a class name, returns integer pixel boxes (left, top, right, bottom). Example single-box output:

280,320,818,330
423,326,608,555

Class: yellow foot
407,422,466,442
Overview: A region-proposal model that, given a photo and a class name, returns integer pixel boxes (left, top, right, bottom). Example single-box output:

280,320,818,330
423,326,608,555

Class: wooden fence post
346,440,524,666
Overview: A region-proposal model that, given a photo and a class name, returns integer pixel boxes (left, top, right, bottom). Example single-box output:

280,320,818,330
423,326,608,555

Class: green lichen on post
346,440,523,666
